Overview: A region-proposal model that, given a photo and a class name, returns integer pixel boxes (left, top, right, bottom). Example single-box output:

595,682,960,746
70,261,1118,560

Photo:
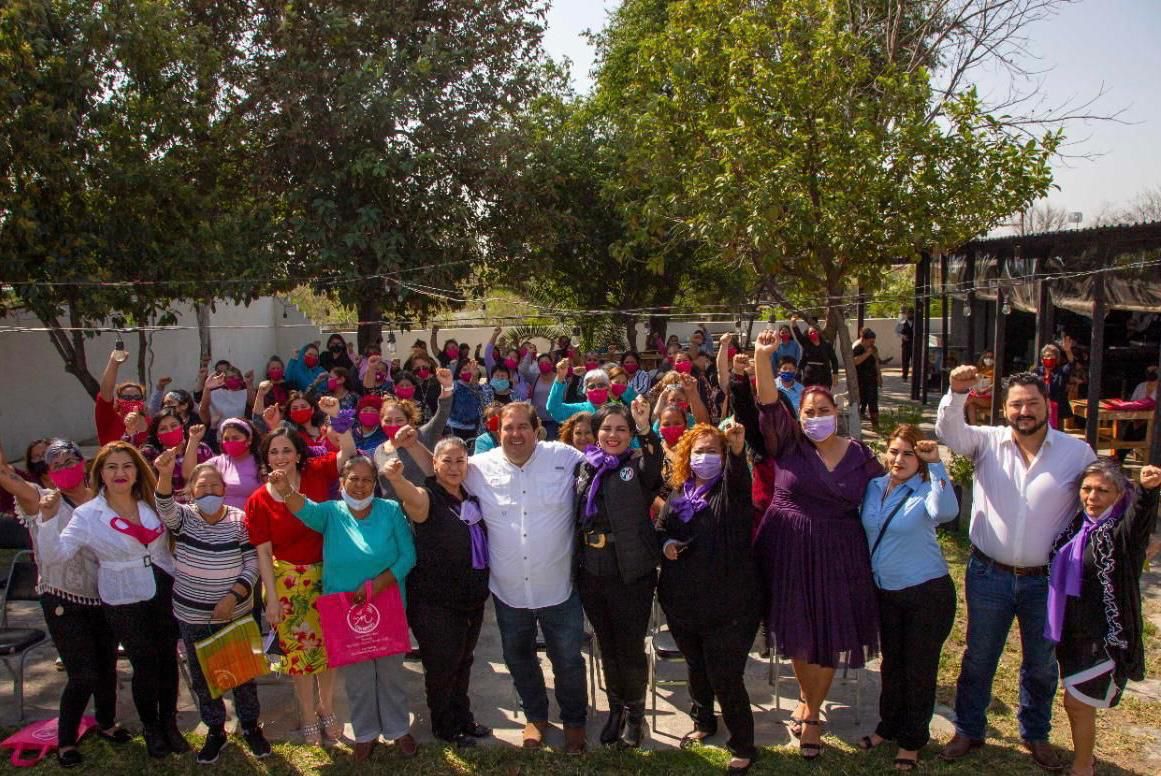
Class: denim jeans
493,590,587,726
953,555,1058,742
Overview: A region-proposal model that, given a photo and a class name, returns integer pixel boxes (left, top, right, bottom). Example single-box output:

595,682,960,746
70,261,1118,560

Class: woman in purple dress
752,328,884,760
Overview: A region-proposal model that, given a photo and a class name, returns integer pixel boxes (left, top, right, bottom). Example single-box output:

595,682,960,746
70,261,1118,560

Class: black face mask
28,460,48,476
330,344,343,353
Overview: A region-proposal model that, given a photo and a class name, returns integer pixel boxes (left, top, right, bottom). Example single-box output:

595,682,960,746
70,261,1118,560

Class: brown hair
666,423,725,490
559,412,593,447
380,397,421,427
885,424,930,481
89,441,158,508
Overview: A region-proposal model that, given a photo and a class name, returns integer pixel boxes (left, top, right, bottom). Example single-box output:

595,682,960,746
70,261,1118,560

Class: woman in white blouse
36,441,185,759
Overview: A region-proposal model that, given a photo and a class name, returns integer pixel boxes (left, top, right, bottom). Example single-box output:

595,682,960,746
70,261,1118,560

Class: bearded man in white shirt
936,370,1095,770
465,402,589,754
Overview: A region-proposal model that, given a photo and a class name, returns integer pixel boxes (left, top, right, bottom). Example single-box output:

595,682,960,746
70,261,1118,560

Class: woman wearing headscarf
1047,461,1160,776
35,442,185,758
286,342,326,392
204,418,263,510
319,333,356,372
386,437,493,748
0,440,132,766
572,399,662,748
656,420,757,774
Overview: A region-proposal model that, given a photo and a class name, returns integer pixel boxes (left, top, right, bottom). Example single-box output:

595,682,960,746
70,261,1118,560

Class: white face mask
341,489,374,511
982,358,994,367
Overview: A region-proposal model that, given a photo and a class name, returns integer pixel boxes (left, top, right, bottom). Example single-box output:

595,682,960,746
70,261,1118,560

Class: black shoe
57,748,83,768
143,725,172,759
621,703,646,748
163,716,191,754
442,733,477,749
95,726,133,745
460,721,492,738
599,704,627,745
197,727,228,765
241,724,272,759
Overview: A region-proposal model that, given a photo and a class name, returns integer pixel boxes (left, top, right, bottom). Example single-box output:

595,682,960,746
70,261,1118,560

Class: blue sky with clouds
541,0,1161,223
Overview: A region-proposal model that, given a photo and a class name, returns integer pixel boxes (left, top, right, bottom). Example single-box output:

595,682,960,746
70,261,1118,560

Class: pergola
909,220,1161,463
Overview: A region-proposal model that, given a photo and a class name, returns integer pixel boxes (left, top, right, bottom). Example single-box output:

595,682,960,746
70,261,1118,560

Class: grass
2,531,1158,774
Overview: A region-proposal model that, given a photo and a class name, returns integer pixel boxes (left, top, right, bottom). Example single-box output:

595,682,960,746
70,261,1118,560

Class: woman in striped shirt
154,449,270,764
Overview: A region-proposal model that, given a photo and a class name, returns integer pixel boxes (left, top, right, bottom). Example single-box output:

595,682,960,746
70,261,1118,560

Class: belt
583,530,614,549
971,547,1047,577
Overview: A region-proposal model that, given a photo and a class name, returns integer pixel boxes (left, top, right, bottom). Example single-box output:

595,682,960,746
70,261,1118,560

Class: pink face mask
623,362,639,375
157,428,184,449
303,353,319,368
221,439,250,458
268,367,284,381
808,332,821,345
728,347,738,359
225,377,245,391
446,346,459,358
358,410,381,428
538,361,553,374
327,376,341,392
584,360,599,371
394,385,416,400
674,361,693,374
115,399,144,418
586,387,609,405
415,367,432,379
660,426,685,446
381,424,403,442
49,462,86,491
504,357,518,370
610,383,628,398
459,370,474,383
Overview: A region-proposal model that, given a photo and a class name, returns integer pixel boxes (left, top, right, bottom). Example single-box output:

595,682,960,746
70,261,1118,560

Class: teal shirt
292,497,416,599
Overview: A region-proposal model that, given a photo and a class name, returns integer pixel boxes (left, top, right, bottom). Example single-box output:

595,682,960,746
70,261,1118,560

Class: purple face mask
801,414,836,442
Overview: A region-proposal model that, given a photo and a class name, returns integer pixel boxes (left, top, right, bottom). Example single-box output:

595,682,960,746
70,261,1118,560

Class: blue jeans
953,555,1058,742
493,590,587,727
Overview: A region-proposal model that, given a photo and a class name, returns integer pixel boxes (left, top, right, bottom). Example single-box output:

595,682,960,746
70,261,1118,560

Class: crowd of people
0,321,1157,776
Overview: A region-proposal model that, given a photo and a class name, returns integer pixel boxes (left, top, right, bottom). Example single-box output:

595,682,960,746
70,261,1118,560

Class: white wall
0,299,324,458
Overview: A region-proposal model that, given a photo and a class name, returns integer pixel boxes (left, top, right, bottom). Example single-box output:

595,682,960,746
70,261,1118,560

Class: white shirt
465,441,584,609
35,493,175,605
935,391,1095,567
17,487,101,605
1130,380,1157,402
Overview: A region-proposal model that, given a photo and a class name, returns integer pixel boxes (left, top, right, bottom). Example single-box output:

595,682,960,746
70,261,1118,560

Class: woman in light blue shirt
271,455,417,762
858,424,958,771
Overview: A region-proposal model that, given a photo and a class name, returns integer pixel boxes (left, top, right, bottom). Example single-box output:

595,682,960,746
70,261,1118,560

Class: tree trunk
623,314,638,352
356,288,384,355
136,328,148,386
41,308,101,399
647,314,666,352
195,302,213,364
830,298,863,442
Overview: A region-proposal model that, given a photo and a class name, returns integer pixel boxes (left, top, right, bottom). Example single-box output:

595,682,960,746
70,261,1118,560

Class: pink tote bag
315,581,409,668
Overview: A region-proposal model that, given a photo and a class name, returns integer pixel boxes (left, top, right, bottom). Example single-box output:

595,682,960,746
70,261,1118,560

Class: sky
541,0,1161,225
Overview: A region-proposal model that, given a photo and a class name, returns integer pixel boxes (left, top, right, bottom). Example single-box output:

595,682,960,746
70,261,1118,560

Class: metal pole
1085,272,1107,449
912,261,923,400
920,253,931,406
940,252,950,393
989,287,1007,422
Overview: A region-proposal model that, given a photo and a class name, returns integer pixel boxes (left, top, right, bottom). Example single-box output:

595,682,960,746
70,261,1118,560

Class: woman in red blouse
245,398,354,745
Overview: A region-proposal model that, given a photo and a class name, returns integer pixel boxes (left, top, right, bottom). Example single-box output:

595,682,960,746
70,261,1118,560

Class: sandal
895,756,918,771
799,719,823,760
317,712,341,743
859,735,884,751
679,730,714,749
301,721,322,746
788,696,808,738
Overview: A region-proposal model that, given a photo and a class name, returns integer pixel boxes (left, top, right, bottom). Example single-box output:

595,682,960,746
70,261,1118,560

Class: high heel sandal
799,719,823,760
300,721,322,746
317,712,341,744
858,734,884,751
788,696,807,739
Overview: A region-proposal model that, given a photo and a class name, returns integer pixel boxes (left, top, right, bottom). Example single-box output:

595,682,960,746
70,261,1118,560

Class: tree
242,0,549,352
1014,201,1072,234
0,1,283,395
591,0,1060,424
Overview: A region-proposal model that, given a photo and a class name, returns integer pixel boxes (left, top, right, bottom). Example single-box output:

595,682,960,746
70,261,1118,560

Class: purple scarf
1045,494,1128,643
669,475,721,523
582,445,625,521
456,495,489,571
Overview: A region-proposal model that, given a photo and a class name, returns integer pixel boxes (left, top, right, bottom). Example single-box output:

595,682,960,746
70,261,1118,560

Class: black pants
41,594,119,747
179,621,261,729
876,574,956,750
858,379,880,419
901,338,912,378
670,615,759,760
102,568,180,727
578,570,654,708
408,599,485,740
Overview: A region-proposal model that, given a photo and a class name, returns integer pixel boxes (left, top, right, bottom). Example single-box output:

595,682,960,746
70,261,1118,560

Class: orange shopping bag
194,618,270,699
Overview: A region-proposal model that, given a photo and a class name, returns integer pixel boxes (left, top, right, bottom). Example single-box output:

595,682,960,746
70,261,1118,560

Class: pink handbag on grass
315,581,409,668
1,716,96,767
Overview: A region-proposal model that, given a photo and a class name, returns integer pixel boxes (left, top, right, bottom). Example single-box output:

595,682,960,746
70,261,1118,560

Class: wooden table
1069,399,1155,465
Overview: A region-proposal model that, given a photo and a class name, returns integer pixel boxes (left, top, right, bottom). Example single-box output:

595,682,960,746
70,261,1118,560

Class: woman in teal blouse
270,456,417,762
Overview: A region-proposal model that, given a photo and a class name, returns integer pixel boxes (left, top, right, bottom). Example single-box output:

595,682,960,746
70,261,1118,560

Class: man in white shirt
465,402,588,754
936,370,1095,770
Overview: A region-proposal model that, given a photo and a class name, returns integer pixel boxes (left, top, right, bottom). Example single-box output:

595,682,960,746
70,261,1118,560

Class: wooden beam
1085,271,1107,448
1035,274,1054,356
